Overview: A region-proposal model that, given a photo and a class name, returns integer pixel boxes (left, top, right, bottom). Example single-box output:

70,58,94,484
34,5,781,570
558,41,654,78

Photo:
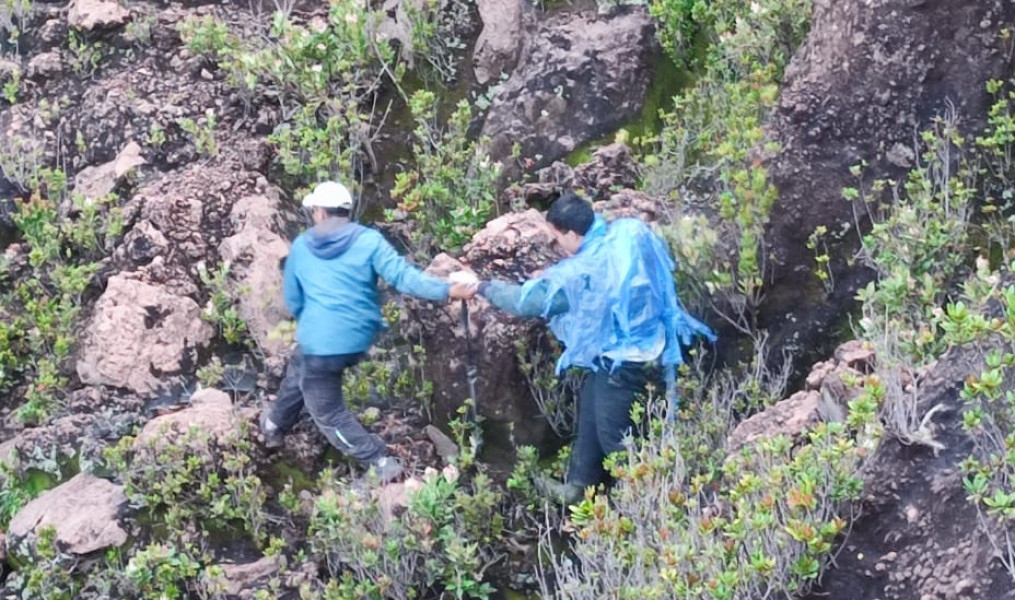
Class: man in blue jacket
259,180,475,483
473,193,714,504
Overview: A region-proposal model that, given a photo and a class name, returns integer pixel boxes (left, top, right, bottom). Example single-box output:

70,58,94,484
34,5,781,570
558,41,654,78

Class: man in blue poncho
259,181,476,484
473,193,714,504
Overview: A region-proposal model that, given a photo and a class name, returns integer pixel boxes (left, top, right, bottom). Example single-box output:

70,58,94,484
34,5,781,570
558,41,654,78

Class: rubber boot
535,474,584,506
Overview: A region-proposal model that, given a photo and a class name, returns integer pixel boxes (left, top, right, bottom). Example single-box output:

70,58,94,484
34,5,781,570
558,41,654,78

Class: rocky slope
2,0,1015,597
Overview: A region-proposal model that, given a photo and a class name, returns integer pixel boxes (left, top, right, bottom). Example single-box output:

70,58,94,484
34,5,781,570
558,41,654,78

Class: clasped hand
448,271,480,301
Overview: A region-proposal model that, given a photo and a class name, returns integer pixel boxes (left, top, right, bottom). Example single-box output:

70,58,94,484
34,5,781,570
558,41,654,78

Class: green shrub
389,89,500,258
4,526,77,600
957,274,1015,581
198,261,249,346
541,370,879,600
0,459,33,531
649,0,812,76
341,302,435,420
196,2,399,189
122,542,219,600
178,110,219,157
648,68,781,341
304,468,502,599
846,113,986,447
1,189,120,422
514,334,583,438
403,0,470,84
858,80,1015,581
178,15,236,59
104,423,269,547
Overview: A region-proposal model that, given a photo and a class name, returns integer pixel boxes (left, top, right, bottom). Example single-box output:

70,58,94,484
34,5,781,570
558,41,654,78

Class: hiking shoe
535,474,584,506
259,410,284,449
365,455,403,484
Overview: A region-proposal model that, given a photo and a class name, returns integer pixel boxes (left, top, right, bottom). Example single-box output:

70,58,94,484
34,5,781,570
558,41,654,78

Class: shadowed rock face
802,339,1014,600
760,0,1015,365
481,7,658,179
730,334,1014,600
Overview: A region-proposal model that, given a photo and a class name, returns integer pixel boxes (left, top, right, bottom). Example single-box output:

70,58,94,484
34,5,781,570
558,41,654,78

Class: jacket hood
305,218,366,259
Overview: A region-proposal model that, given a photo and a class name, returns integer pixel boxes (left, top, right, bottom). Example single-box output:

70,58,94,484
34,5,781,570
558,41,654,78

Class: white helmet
302,181,353,210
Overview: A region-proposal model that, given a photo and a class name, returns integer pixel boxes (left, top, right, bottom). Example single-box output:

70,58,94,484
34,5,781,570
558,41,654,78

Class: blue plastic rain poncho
518,216,715,410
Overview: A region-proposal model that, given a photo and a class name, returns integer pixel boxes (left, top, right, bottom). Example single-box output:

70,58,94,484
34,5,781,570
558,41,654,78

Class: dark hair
322,206,351,218
546,192,594,235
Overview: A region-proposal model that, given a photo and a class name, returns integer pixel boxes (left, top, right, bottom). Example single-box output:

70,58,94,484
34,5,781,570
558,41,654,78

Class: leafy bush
342,302,436,418
178,15,235,59
850,80,1015,581
303,467,502,599
844,116,976,446
122,542,223,600
389,89,500,258
1,189,121,423
649,0,812,76
0,458,33,531
514,334,584,438
198,261,249,346
4,526,77,600
652,71,780,337
960,309,1015,580
402,0,470,84
186,3,398,190
104,422,269,547
541,365,879,600
641,0,813,347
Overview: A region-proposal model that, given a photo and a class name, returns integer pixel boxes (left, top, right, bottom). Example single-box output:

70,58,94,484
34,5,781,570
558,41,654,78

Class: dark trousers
567,360,653,488
267,348,387,463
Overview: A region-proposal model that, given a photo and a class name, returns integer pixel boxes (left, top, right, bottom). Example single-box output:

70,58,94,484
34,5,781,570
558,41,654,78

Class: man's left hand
449,282,479,300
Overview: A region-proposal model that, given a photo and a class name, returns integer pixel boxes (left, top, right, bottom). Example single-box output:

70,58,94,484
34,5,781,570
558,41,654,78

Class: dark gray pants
567,360,653,488
267,348,387,463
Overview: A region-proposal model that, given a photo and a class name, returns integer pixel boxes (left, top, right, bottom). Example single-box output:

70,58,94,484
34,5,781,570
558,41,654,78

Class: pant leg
595,363,650,466
566,369,607,488
301,353,387,462
268,347,306,432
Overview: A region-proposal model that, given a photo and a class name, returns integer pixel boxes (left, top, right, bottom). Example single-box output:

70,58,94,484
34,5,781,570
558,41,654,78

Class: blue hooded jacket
282,218,450,356
484,216,715,373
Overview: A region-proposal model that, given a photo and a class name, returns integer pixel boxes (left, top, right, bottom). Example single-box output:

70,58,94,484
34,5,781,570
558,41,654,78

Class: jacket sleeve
282,241,304,319
483,279,569,318
371,234,451,301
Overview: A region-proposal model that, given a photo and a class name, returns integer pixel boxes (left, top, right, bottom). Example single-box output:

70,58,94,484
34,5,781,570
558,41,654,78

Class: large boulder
511,142,643,205
218,193,291,362
6,473,127,555
136,388,239,448
72,141,145,206
481,8,657,178
209,556,282,597
405,210,564,453
473,0,525,85
67,0,130,31
761,0,1015,363
726,341,867,453
76,274,213,394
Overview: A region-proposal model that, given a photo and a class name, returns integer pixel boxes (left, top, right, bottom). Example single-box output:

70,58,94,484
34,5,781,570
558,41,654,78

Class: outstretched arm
372,235,451,301
480,279,569,318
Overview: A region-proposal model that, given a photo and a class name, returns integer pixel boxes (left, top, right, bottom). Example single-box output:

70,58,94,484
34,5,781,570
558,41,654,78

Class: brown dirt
805,345,1015,600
